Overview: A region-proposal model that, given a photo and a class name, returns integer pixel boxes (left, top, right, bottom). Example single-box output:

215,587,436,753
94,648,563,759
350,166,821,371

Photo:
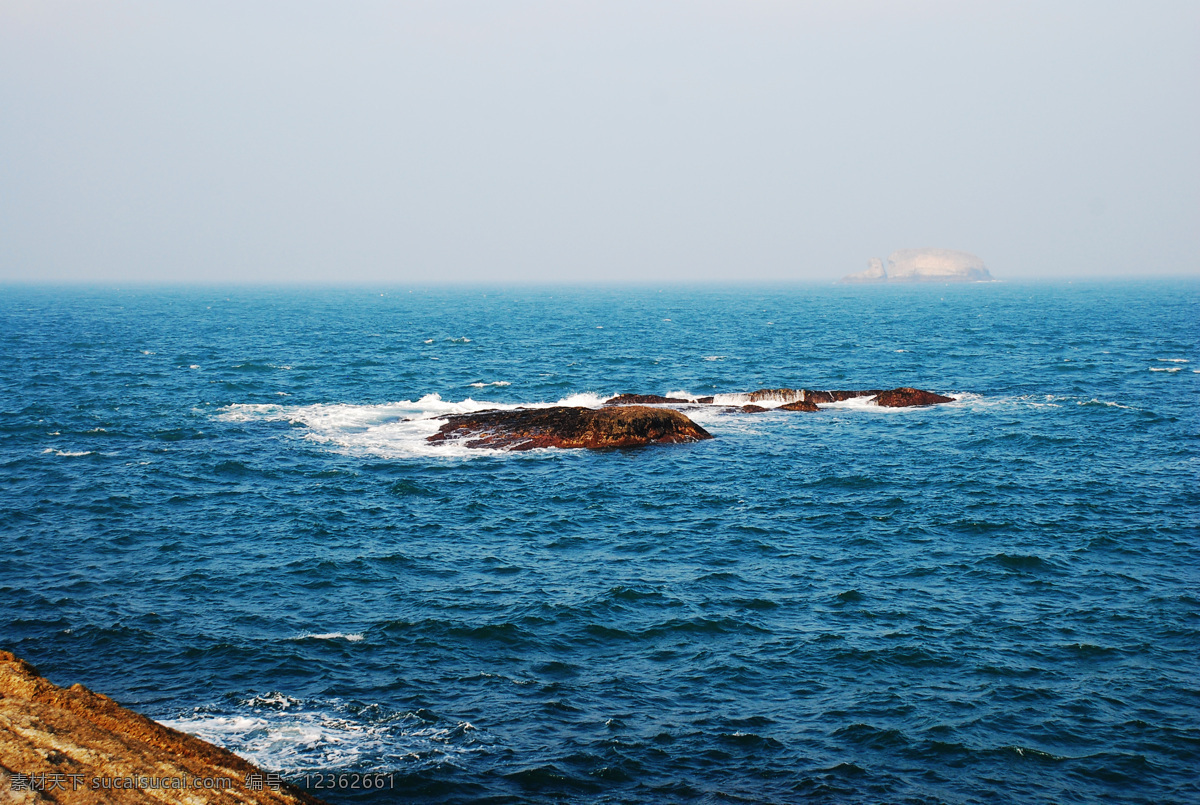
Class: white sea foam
1153,358,1189,363
218,386,983,458
556,392,610,408
159,697,488,775
1078,399,1135,410
1149,367,1182,373
446,337,471,343
217,392,613,458
296,632,364,642
703,356,726,361
707,388,891,408
423,339,434,344
189,364,200,369
679,405,760,431
42,448,93,457
711,391,800,407
467,381,511,388
819,395,888,410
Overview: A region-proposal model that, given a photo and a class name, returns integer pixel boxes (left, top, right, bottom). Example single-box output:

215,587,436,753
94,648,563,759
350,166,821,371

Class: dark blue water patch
1,281,1198,804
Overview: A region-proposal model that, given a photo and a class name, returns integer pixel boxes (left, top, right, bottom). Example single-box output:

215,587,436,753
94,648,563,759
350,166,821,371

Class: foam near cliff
0,651,325,804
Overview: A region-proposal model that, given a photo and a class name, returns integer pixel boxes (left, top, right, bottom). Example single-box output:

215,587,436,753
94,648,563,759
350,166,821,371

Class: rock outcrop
605,387,953,412
778,399,820,412
425,387,956,450
0,651,324,805
842,257,888,283
713,389,878,406
841,249,992,283
427,406,712,450
797,390,881,404
603,394,692,406
873,387,955,407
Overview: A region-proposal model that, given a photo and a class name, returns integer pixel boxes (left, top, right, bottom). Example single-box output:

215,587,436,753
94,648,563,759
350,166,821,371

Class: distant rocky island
841,248,993,283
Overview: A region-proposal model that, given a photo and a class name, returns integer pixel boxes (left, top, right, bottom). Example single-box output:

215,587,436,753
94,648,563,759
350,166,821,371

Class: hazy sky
2,0,1197,284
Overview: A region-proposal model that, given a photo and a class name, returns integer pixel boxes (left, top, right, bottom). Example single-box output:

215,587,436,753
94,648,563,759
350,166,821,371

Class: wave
217,385,989,457
1077,399,1136,410
1153,358,1189,363
961,393,1145,412
711,390,801,407
292,632,365,642
1149,367,1181,373
217,392,612,458
159,696,487,775
42,448,93,457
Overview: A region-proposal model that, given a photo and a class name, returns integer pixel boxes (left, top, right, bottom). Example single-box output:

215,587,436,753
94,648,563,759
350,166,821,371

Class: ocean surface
1,281,1197,804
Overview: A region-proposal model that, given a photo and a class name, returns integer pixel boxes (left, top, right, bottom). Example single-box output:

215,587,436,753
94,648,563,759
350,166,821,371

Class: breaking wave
217,393,612,458
160,695,488,776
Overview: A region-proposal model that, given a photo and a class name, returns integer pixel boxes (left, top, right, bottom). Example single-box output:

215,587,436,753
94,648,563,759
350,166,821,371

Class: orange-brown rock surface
873,387,955,407
778,399,820,412
603,393,692,406
427,406,712,450
0,651,325,805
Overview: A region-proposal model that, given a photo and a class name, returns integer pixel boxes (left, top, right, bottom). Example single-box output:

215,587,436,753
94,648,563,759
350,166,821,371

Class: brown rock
739,405,769,413
695,396,715,404
872,387,955,407
603,393,692,406
778,399,820,412
0,651,326,805
427,406,712,450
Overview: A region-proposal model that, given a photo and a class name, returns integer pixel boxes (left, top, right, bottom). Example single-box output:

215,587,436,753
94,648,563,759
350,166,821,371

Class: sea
1,280,1197,804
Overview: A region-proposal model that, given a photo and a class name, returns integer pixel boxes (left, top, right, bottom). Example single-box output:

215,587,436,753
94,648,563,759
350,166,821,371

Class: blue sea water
1,281,1197,804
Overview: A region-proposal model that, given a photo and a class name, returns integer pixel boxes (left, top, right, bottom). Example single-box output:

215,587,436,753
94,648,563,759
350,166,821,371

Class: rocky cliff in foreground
0,651,324,805
841,249,993,283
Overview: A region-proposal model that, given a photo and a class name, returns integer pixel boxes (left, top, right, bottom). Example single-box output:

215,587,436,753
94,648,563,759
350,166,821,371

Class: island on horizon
841,248,994,283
